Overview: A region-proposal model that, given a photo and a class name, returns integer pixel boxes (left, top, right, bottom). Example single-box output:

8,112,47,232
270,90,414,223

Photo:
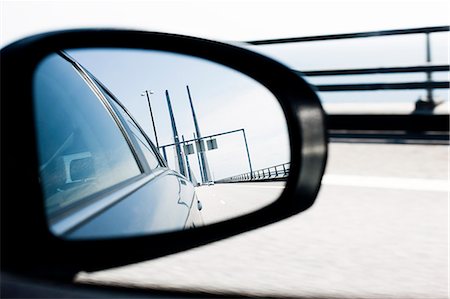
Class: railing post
241,129,253,176
425,32,434,103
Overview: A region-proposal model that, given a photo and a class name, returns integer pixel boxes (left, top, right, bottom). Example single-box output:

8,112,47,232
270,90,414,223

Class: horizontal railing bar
159,128,243,148
246,26,450,45
217,162,291,183
316,81,449,91
217,116,449,183
298,65,450,77
327,114,450,132
329,132,449,144
217,115,449,183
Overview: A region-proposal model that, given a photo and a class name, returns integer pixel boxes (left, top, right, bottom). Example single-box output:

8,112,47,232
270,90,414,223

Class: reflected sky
68,49,290,181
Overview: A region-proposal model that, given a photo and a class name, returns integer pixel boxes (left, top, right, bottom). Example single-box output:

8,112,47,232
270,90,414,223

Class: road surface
77,142,448,298
195,182,284,225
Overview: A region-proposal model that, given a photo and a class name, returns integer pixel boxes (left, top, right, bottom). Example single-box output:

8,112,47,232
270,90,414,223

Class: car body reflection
34,51,204,239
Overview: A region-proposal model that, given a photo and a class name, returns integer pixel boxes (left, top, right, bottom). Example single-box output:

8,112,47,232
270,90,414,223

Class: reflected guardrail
217,162,290,183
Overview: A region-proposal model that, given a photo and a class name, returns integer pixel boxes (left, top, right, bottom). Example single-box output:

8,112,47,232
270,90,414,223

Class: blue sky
68,49,290,180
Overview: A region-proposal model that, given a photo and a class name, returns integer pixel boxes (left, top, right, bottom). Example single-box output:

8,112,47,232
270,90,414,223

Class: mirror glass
33,48,290,239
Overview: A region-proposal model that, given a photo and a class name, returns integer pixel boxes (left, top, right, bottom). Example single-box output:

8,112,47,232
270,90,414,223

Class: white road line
322,174,448,192
216,175,448,192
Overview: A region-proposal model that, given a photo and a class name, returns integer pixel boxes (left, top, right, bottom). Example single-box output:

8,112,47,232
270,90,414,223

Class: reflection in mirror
33,48,290,239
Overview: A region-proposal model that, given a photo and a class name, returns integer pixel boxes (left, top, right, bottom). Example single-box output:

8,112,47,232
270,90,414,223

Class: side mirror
1,30,327,278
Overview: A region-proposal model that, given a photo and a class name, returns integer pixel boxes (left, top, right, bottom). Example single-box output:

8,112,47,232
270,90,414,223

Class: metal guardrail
313,81,449,92
246,26,450,45
301,65,450,77
302,65,450,92
327,114,450,145
218,27,450,184
249,26,450,94
248,26,450,139
217,162,290,183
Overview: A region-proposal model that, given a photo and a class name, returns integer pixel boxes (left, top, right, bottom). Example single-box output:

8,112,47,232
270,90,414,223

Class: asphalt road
77,143,448,298
195,182,284,225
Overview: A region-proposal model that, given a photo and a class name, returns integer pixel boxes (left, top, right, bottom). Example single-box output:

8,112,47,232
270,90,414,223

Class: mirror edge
0,29,327,277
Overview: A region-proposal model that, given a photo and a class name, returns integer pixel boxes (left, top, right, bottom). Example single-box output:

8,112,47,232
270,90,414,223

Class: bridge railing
247,26,450,142
217,162,290,183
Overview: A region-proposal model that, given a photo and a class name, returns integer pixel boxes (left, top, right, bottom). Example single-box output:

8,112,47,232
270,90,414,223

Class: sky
2,0,448,106
1,0,449,45
2,0,449,178
65,49,289,181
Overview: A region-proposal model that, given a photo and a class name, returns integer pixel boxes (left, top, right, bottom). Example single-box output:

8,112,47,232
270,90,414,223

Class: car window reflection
34,53,142,217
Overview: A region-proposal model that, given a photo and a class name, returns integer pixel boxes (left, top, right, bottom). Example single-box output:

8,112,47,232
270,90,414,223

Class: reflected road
195,182,285,225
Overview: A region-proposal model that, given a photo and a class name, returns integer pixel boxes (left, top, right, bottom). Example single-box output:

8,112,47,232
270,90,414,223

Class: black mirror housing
1,29,327,279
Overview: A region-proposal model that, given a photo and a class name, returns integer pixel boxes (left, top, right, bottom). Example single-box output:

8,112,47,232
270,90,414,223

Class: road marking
323,174,448,192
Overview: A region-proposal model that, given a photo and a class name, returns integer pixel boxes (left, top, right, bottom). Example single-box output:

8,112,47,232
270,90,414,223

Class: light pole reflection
140,90,160,149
